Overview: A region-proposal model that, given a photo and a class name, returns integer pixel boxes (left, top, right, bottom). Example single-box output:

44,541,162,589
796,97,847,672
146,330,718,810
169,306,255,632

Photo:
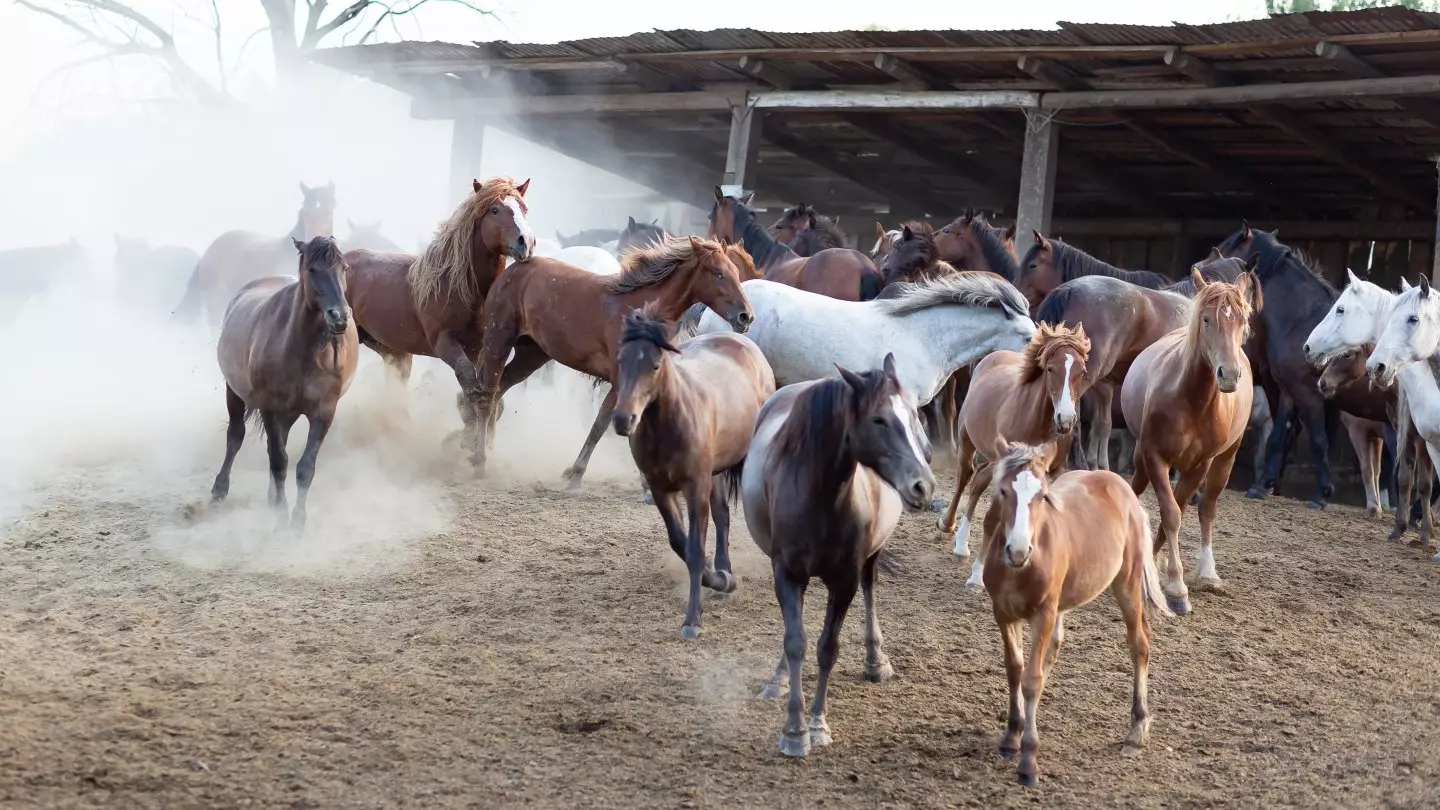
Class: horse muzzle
1215,367,1242,394
1367,360,1398,390
611,411,639,437
1004,544,1032,569
511,237,534,262
1053,415,1076,436
324,308,349,335
728,308,754,334
1316,378,1337,398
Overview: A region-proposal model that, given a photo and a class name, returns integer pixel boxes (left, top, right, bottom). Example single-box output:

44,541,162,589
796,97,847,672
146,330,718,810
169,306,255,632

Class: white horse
689,276,1037,407
554,245,622,276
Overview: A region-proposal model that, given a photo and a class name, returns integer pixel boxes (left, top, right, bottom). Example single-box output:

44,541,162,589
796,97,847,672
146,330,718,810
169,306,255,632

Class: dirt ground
4,368,1440,809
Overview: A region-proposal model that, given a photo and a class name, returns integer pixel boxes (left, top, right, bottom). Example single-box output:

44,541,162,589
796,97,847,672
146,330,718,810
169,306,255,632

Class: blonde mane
604,235,722,295
1019,322,1091,382
408,177,527,306
725,243,761,280
1186,275,1255,352
992,441,1054,496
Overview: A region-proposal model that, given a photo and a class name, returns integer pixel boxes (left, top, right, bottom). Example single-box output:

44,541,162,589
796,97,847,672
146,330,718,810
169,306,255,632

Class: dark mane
299,236,344,267
795,213,849,253
1032,284,1076,327
1164,256,1248,298
715,196,797,268
768,371,892,492
1024,240,1170,289
969,217,1020,281
1218,227,1336,295
620,303,679,349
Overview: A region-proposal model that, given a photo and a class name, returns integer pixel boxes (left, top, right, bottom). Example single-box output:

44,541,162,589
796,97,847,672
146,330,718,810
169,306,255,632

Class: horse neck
978,231,1020,280
285,275,324,341
1359,287,1397,342
739,216,796,270
932,309,1018,373
287,212,306,241
615,273,707,323
1059,245,1126,282
1179,332,1227,402
1012,369,1056,431
468,239,507,301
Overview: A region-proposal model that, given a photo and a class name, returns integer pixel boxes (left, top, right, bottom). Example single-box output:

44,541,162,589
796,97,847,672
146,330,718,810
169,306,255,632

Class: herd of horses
9,175,1440,787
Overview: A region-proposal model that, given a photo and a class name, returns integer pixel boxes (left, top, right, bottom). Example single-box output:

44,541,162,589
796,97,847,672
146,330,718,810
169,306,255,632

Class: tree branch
356,0,494,45
307,0,371,48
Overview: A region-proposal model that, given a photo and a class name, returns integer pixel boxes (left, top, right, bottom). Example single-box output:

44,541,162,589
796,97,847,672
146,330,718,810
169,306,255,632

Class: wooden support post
448,117,485,205
1016,110,1059,240
723,102,762,192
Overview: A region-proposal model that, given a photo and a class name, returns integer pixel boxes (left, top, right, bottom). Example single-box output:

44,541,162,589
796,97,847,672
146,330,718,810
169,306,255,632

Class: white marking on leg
1197,544,1219,582
1055,353,1076,424
1005,470,1043,562
503,197,534,242
965,553,985,589
890,395,926,466
951,516,970,557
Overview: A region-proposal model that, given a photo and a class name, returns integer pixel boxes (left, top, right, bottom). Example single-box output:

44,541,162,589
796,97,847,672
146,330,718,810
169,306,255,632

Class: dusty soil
4,375,1440,809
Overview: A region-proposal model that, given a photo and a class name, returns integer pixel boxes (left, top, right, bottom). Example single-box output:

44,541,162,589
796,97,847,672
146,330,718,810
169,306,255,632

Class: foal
742,354,935,757
983,440,1171,787
611,307,776,638
211,237,359,529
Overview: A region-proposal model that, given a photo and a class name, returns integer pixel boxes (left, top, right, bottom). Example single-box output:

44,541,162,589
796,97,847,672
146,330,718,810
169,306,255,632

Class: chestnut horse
743,354,935,757
933,210,1019,281
612,306,775,638
938,323,1092,589
178,182,336,326
709,189,881,301
209,237,359,530
982,440,1171,787
770,203,848,257
1017,231,1169,309
1123,269,1260,616
471,235,755,484
344,177,534,461
870,223,901,260
1316,348,1392,519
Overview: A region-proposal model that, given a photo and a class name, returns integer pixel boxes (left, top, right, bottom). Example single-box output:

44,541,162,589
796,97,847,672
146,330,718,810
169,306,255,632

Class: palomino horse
114,236,198,315
688,275,1035,411
611,306,775,638
178,182,336,326
709,190,881,301
209,237,358,530
742,354,935,757
1123,269,1260,615
981,440,1171,787
1016,231,1169,309
344,177,534,460
616,216,667,256
933,210,1019,281
470,236,755,484
939,323,1092,589
769,204,848,257
344,219,402,252
1218,223,1339,508
1317,347,1394,519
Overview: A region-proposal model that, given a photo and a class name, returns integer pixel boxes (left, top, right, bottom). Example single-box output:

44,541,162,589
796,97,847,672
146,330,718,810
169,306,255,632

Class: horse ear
875,221,885,238
1401,277,1414,292
1032,230,1050,248
713,186,725,202
1003,224,1016,241
472,179,482,193
1347,268,1361,287
1191,266,1207,290
688,235,703,251
882,352,899,382
739,191,756,206
835,363,866,393
902,225,914,240
1036,440,1060,470
1208,246,1223,260
1240,219,1252,239
516,178,530,196
963,207,974,222
299,182,311,195
627,215,638,229
292,237,305,253
326,180,335,194
1421,275,1431,298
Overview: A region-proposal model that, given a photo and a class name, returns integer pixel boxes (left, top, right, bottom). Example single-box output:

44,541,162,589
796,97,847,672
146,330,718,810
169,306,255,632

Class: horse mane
1218,227,1336,294
1018,322,1091,383
1165,256,1248,297
725,243,760,280
770,377,856,481
299,236,344,268
875,273,1029,320
409,176,527,306
620,302,679,350
1026,240,1170,289
718,196,795,268
992,441,1053,496
968,217,1021,281
605,234,716,295
790,212,847,255
1186,278,1255,351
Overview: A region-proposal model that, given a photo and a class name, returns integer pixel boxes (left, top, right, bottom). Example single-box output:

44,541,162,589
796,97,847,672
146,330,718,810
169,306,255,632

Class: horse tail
718,460,744,504
1137,504,1175,618
674,301,708,341
859,268,881,302
173,259,205,321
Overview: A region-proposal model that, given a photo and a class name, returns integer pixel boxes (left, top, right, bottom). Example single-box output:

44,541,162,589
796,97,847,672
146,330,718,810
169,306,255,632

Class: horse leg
937,428,978,554
651,488,687,560
290,411,334,531
773,559,810,757
1391,433,1417,543
680,476,719,640
1252,409,1273,488
1297,397,1334,508
261,412,297,530
860,552,893,683
210,386,247,503
941,374,960,468
1196,445,1239,592
561,387,618,490
807,572,857,750
434,330,488,471
996,616,1025,760
1417,443,1435,550
1093,384,1115,472
963,463,997,590
1249,395,1293,500
709,474,738,592
1016,608,1058,787
759,647,789,700
1142,450,1190,615
1112,564,1153,756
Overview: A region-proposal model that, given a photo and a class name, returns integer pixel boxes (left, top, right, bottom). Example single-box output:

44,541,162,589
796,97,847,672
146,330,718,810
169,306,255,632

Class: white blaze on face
503,197,534,244
1055,353,1077,423
890,395,926,466
1224,305,1233,319
1005,470,1043,561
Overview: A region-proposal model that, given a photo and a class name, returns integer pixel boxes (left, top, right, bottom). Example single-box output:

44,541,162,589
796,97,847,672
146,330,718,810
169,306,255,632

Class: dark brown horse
471,236,755,484
709,189,881,301
1016,231,1169,309
612,306,776,638
770,203,848,257
178,182,336,325
344,177,534,453
742,354,935,757
209,237,358,530
876,222,960,289
933,210,1018,281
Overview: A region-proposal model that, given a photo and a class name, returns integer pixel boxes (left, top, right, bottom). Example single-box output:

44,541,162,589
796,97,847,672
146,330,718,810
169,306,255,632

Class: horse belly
349,265,436,356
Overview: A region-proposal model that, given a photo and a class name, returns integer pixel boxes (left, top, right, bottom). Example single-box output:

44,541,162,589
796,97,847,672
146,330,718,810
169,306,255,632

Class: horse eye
490,207,500,216
1409,315,1420,324
1336,307,1345,314
871,415,886,426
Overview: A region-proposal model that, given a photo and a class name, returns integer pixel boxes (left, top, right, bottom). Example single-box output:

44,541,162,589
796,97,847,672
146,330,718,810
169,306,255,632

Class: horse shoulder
849,465,903,552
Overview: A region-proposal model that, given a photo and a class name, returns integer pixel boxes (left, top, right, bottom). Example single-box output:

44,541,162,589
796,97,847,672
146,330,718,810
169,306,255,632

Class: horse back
796,249,878,301
1048,471,1140,606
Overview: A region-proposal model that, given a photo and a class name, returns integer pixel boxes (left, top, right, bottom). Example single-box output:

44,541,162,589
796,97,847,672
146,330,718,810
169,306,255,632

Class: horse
208,237,358,530
709,189,881,301
933,210,1019,281
113,236,198,315
616,216,667,256
1123,269,1260,615
980,439,1171,787
344,177,535,453
1218,223,1339,508
1017,231,1170,309
611,306,775,638
552,246,622,276
0,239,89,323
870,222,902,261
344,219,402,252
876,222,962,289
1317,347,1394,519
555,228,619,249
177,182,336,326
687,275,1036,414
770,203,848,257
470,236,755,484
938,322,1092,589
742,354,935,757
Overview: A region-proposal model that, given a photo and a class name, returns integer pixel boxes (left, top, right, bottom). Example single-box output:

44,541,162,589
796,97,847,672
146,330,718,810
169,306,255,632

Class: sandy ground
3,352,1440,809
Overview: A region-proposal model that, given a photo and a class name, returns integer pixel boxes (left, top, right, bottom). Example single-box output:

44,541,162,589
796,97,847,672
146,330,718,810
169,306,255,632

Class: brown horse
209,237,358,530
876,222,960,289
742,354,935,757
178,182,336,326
344,177,534,456
933,210,1018,281
1017,231,1170,309
982,439,1171,787
1123,269,1260,616
611,306,775,638
471,235,755,484
870,222,900,260
709,189,881,301
938,323,1092,587
770,203,848,257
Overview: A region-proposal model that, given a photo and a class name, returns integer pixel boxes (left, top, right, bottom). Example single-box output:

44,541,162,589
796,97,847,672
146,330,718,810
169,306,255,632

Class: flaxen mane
408,177,527,306
876,273,1030,320
604,235,719,295
1018,322,1092,383
991,441,1054,496
1186,278,1256,350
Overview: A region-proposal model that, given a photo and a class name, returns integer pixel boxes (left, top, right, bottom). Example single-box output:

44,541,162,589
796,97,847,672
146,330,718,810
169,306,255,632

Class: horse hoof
1120,744,1144,758
863,661,894,684
705,570,738,594
1166,594,1192,616
1368,508,1384,520
999,745,1017,761
1017,772,1038,788
1244,487,1267,501
680,624,701,640
1305,500,1326,510
758,682,786,700
964,577,985,592
1388,532,1404,544
779,731,810,758
809,723,833,748
641,492,654,505
1196,577,1225,593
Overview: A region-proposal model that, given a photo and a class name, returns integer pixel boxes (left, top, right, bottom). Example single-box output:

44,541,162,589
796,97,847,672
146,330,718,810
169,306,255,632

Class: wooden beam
760,122,952,215
1315,41,1440,129
735,56,793,90
840,114,1016,205
493,119,715,204
724,104,763,190
1163,47,1234,87
751,89,1041,111
873,54,945,90
1016,111,1059,239
1016,56,1089,92
1048,218,1433,240
1038,73,1440,109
